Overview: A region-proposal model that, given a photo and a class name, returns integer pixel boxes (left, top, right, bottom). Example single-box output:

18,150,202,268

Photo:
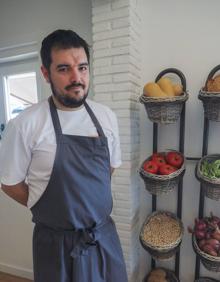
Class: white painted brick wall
112,17,130,29
92,0,141,281
94,63,130,75
94,82,134,93
93,93,113,102
112,36,130,47
112,92,133,100
93,27,129,41
93,40,111,50
93,57,111,67
92,7,129,24
112,0,129,10
93,74,112,84
112,54,130,65
93,22,111,33
94,46,129,58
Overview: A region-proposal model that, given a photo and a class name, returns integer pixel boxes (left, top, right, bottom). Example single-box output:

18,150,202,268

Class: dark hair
40,29,90,71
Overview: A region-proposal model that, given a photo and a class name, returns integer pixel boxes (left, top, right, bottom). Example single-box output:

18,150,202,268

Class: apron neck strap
49,97,62,140
49,97,106,139
83,101,105,138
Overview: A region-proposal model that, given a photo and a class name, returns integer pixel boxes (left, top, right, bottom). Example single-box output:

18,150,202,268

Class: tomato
143,160,158,174
165,152,183,168
151,154,166,167
159,163,177,175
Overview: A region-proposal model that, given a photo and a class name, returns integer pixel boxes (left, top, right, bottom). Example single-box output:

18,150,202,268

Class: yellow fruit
143,82,168,98
173,83,183,96
157,77,175,96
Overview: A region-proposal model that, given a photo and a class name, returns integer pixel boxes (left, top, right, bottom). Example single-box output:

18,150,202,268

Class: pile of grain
143,213,181,247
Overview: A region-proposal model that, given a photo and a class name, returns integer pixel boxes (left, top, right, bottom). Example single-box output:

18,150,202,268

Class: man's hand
1,181,29,206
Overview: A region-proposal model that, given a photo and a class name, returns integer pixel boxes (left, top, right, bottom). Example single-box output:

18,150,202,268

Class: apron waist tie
70,218,112,280
34,217,113,280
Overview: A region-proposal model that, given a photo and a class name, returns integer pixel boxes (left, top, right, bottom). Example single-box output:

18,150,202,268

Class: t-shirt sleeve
0,120,31,185
109,112,122,168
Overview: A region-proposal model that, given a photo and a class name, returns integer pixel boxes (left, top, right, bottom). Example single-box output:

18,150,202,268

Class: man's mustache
65,82,85,91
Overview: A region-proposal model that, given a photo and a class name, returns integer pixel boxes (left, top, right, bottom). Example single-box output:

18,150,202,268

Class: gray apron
31,97,128,282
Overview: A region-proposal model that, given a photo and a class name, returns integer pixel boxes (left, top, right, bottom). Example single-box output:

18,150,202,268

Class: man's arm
1,181,29,206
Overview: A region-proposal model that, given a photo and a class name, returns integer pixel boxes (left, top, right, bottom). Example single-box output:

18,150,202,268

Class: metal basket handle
205,64,220,90
155,68,187,92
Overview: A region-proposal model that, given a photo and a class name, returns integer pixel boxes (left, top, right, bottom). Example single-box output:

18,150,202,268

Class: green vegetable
201,159,220,179
213,160,220,177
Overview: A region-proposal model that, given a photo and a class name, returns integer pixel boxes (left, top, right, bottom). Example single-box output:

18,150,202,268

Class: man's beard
50,80,89,108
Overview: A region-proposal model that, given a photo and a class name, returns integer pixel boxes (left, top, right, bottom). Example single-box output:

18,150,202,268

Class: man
0,29,128,282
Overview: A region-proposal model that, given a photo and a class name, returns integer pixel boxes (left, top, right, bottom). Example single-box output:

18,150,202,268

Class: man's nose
70,69,80,82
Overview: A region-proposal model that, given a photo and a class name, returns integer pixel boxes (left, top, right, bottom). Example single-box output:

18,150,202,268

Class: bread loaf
173,83,183,96
207,74,220,92
143,82,167,98
157,77,175,97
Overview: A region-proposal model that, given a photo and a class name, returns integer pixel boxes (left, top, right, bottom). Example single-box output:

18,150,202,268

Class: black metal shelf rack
194,64,220,280
194,117,210,280
150,100,186,278
147,68,187,278
142,65,220,281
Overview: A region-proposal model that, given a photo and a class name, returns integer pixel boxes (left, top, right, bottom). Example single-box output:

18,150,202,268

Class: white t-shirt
0,98,122,208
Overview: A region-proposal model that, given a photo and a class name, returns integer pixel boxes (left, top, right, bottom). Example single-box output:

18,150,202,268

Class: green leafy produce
201,159,220,179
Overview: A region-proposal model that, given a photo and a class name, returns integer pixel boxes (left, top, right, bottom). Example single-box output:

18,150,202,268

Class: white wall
0,0,91,49
139,0,220,281
0,0,92,279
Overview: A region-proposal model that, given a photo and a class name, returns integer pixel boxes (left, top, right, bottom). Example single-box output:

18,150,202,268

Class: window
0,56,41,126
4,72,38,120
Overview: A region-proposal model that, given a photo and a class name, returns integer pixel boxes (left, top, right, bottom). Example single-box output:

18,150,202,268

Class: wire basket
139,211,184,260
195,154,220,201
144,267,179,282
140,68,189,124
195,278,219,282
198,64,220,121
139,152,185,195
192,235,220,272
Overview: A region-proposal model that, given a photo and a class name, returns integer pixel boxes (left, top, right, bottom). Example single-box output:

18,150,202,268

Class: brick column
91,0,141,281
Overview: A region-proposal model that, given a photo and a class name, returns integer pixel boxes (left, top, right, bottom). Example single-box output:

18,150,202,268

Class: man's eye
58,67,68,72
79,66,88,72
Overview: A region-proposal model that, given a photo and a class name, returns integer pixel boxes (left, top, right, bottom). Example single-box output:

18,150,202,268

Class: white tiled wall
92,0,142,281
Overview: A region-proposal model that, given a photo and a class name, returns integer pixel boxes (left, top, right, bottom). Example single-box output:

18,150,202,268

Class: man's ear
41,65,50,83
